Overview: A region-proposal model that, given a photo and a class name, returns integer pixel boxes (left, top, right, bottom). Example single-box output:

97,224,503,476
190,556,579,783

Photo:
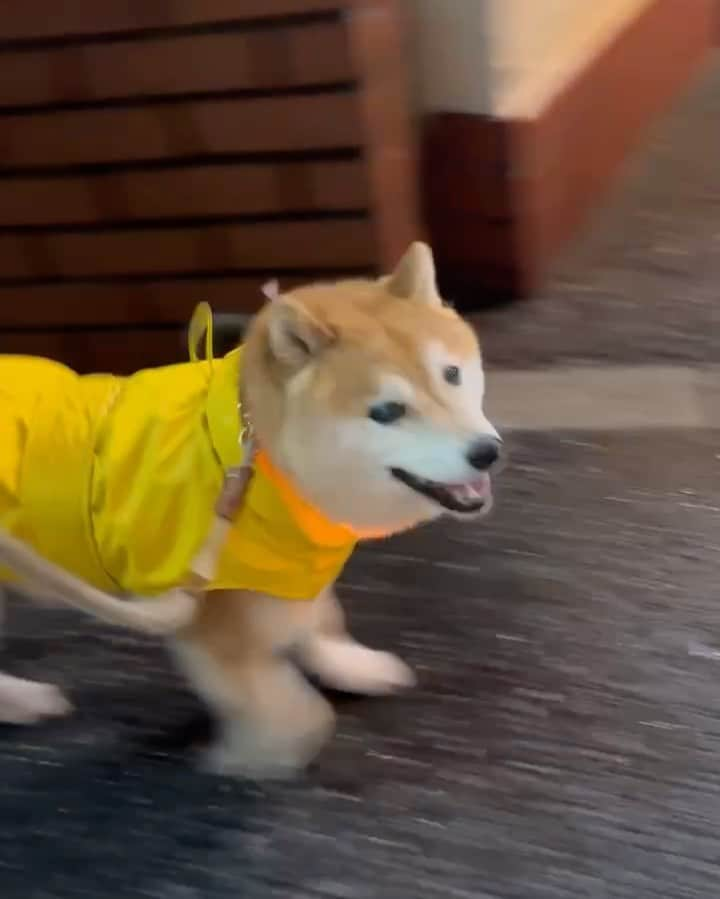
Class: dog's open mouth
390,468,491,514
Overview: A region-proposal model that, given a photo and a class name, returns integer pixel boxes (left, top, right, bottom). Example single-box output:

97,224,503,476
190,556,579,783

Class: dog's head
243,242,500,535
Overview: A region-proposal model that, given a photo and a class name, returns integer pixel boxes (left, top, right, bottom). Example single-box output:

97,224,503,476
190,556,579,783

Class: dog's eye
368,401,407,425
443,365,461,386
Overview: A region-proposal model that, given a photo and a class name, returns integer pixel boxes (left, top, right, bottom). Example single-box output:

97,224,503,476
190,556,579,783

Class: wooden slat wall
0,0,418,372
0,22,352,106
0,161,367,227
0,2,360,39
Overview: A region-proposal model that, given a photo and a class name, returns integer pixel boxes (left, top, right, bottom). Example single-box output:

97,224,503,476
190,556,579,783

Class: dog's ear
266,296,336,367
383,241,441,307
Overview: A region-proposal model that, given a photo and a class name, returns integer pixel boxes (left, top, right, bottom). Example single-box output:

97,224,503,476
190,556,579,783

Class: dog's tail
0,530,197,635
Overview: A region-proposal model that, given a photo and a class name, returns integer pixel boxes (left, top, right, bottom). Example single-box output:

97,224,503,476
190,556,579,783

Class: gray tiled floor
2,430,720,898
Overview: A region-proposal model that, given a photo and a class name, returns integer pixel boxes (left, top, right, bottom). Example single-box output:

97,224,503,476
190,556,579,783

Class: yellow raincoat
0,348,358,600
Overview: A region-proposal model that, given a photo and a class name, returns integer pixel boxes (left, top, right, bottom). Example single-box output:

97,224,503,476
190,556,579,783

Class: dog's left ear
383,241,441,307
266,296,336,368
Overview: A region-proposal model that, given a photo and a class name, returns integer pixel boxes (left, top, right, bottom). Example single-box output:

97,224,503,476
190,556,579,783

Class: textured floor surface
2,431,720,899
2,60,720,899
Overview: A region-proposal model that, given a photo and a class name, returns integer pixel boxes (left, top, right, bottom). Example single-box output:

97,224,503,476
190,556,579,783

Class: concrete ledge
487,365,718,430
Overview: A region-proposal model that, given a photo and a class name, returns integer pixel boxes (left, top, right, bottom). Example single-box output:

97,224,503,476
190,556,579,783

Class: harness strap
185,302,257,591
188,301,214,366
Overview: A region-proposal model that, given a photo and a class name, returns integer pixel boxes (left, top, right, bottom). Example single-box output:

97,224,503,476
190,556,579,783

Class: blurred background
0,0,715,371
1,3,720,898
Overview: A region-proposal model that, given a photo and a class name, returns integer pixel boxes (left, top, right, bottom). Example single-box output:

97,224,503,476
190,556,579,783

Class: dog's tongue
447,473,491,502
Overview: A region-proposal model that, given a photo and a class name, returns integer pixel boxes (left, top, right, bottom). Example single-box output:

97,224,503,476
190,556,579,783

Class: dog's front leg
172,590,334,779
297,586,416,696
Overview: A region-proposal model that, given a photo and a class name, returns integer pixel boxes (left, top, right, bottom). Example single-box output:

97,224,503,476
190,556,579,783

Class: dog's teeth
450,481,488,506
455,485,476,505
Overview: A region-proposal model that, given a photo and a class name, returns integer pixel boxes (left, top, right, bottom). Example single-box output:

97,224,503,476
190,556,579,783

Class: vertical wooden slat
347,0,421,271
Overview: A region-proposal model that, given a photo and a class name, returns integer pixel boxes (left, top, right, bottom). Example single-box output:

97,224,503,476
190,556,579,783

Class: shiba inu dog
0,242,500,777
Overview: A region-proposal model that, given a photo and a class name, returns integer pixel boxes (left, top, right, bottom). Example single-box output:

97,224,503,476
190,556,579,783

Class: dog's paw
199,744,301,781
0,675,73,725
302,637,416,696
200,691,336,780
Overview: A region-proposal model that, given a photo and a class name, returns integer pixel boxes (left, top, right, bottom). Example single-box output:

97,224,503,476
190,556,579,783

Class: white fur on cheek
423,340,498,437
379,420,481,484
277,405,438,531
342,341,500,484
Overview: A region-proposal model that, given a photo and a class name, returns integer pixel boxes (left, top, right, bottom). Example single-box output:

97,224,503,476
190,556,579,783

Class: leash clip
215,399,257,521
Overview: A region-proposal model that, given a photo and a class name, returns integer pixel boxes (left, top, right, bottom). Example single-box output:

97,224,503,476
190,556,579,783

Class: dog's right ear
266,296,336,367
383,241,441,307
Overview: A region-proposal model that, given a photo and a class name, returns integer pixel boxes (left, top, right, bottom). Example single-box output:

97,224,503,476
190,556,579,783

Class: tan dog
0,243,500,777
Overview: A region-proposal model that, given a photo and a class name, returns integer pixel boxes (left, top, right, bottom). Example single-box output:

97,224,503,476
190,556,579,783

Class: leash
182,302,258,593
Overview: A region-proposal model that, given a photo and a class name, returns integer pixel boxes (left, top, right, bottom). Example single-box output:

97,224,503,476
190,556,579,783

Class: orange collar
255,450,398,544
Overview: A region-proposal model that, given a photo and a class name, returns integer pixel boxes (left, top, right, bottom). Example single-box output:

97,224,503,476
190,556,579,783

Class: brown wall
0,0,419,371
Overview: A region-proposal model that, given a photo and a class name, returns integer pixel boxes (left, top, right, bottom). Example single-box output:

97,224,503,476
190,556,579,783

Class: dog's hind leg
173,591,335,779
0,587,73,724
297,586,416,696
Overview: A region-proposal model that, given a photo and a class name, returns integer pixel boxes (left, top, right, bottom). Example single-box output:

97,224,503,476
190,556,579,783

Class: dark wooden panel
0,219,375,279
0,22,351,108
426,214,516,269
0,2,350,40
0,276,339,327
0,327,186,374
423,113,513,219
0,161,368,226
0,93,361,169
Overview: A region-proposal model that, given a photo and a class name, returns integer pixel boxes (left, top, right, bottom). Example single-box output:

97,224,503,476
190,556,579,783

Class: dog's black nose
466,437,501,471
